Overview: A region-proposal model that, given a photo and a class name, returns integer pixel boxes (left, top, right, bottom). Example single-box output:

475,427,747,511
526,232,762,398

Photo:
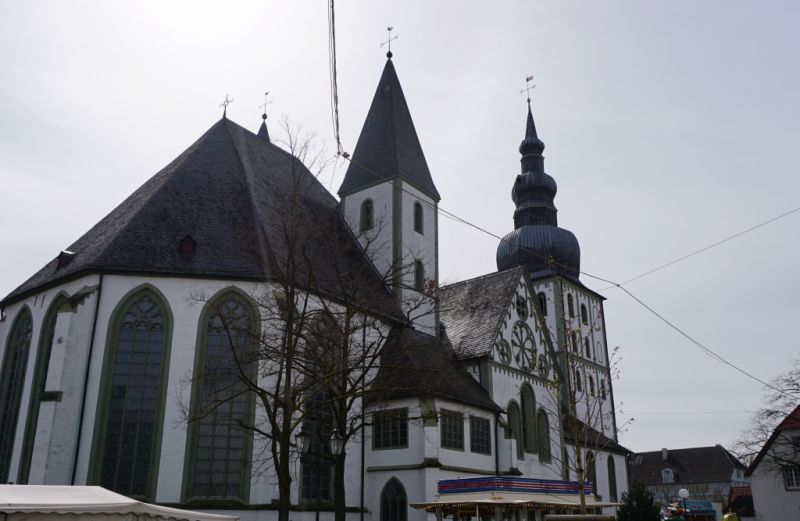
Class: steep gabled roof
629,445,745,485
338,58,440,201
561,416,631,456
745,403,800,476
2,118,403,321
439,266,525,360
369,326,500,412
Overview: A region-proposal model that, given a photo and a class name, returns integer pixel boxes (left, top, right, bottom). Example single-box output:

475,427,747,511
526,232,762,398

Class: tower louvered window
360,199,374,232
94,291,170,499
186,294,254,501
413,201,423,234
0,308,33,483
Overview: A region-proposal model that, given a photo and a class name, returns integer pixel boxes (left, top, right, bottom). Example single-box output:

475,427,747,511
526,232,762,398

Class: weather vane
220,94,234,117
381,26,398,57
260,91,272,120
520,75,535,102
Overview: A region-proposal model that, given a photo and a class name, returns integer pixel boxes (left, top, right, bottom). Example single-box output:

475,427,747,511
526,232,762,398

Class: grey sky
2,1,798,453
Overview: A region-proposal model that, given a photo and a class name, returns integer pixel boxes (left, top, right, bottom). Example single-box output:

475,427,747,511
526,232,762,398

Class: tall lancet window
19,295,69,483
185,292,255,501
360,199,374,232
413,201,423,234
92,289,171,500
0,307,33,483
536,409,551,462
414,260,425,291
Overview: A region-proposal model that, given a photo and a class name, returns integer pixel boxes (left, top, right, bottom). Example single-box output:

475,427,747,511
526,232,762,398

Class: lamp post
296,428,344,521
678,488,690,518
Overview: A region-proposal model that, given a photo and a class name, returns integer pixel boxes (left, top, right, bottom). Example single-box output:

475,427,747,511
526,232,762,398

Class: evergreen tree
617,480,661,521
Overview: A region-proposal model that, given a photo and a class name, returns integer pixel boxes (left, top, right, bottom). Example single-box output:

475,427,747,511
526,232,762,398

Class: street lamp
678,488,690,516
330,429,343,457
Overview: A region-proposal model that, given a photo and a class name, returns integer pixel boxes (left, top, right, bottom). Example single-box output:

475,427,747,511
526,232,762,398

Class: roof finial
520,75,535,103
259,91,272,121
381,26,398,59
219,94,234,118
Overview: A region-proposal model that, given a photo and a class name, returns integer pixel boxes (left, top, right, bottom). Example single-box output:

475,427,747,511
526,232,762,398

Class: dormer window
360,199,374,232
413,201,423,234
56,250,76,269
662,468,674,484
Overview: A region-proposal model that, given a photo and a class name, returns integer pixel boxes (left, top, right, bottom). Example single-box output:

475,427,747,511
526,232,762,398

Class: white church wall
340,182,394,280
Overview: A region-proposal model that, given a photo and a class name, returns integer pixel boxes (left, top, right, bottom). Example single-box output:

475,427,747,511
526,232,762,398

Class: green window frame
506,401,523,460
608,456,618,500
520,385,536,453
440,410,464,450
19,294,69,483
373,408,408,449
89,287,172,500
469,416,491,455
0,307,33,483
536,409,551,462
184,291,256,502
380,478,407,521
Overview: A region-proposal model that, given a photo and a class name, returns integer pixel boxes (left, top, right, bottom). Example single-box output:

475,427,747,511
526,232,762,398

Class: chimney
662,448,668,461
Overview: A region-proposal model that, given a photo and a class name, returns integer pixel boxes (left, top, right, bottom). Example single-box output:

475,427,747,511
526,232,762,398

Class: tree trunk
334,451,346,521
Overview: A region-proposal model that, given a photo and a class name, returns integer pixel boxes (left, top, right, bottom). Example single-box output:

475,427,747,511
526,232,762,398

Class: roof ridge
440,265,524,291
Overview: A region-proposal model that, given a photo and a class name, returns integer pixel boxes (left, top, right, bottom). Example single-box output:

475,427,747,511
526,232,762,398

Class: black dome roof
496,103,581,281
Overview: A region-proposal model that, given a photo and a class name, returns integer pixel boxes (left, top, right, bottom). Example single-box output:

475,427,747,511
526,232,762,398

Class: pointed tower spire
338,58,440,201
497,101,581,280
257,91,271,141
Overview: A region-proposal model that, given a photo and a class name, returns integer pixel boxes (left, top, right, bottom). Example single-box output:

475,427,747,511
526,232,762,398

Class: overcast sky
2,1,799,454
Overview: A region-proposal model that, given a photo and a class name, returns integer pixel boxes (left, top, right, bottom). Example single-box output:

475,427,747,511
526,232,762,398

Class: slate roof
2,117,403,321
369,326,500,412
338,58,440,201
439,266,524,361
561,416,632,456
629,445,745,485
745,403,800,476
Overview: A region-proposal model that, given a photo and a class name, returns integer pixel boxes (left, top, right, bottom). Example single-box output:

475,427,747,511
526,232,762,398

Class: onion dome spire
257,112,270,142
496,101,581,281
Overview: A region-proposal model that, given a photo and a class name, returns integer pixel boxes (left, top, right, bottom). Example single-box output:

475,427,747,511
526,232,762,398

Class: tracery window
300,390,333,501
0,307,33,483
536,409,551,462
413,201,423,234
94,290,170,499
360,199,374,232
186,293,255,501
520,385,536,453
380,478,407,521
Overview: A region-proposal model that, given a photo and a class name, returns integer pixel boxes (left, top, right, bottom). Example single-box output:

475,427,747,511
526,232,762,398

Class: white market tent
0,486,239,521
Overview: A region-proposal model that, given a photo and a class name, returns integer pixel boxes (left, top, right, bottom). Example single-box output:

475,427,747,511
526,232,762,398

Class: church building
0,54,629,520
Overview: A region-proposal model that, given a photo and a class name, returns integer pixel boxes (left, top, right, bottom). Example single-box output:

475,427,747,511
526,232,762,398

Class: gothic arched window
506,401,524,459
567,294,575,317
584,337,591,358
380,478,407,521
608,457,618,501
413,201,423,234
185,292,256,501
19,295,69,483
580,304,588,324
414,260,425,291
360,199,374,232
92,288,171,499
536,409,551,462
600,379,607,400
520,385,537,453
586,451,596,495
536,292,547,317
588,376,595,397
575,370,583,393
0,307,33,483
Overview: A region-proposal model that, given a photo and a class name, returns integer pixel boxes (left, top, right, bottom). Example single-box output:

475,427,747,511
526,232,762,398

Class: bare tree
734,359,800,476
181,123,433,521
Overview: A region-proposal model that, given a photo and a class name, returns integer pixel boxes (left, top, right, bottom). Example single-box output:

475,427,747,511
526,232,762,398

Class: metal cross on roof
520,75,536,102
220,94,234,117
381,26,398,57
260,91,272,119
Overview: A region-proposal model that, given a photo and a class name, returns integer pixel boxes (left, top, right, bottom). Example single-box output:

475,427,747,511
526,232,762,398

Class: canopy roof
411,491,619,512
0,486,238,521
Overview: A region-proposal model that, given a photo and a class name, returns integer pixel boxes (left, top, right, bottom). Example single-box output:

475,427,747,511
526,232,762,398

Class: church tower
339,54,440,334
